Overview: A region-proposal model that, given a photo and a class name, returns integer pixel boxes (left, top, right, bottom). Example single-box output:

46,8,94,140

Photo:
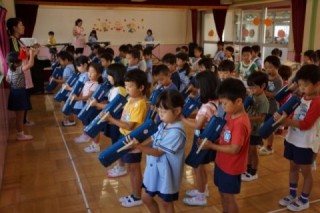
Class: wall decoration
249,29,255,38
252,17,260,26
277,29,286,38
242,27,249,37
264,18,273,26
208,29,214,37
92,17,145,33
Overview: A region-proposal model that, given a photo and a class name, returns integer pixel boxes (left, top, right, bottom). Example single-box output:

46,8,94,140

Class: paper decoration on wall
264,18,273,26
208,30,214,37
92,17,145,33
242,28,249,37
252,17,260,26
277,29,286,38
249,29,255,38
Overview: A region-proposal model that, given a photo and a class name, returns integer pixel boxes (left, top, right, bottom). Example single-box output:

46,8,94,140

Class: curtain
0,7,9,76
15,4,39,37
191,9,198,43
212,9,227,41
291,0,306,62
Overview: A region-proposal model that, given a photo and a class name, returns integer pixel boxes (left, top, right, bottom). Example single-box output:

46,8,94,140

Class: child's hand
65,84,72,91
124,136,139,149
71,94,78,101
196,138,212,150
273,111,288,125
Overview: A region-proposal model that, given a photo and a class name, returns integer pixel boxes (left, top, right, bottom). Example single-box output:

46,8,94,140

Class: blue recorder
84,94,127,138
258,96,301,139
45,67,63,92
182,96,202,117
145,88,163,121
274,82,296,102
244,96,254,112
62,81,85,115
54,73,79,102
98,119,158,168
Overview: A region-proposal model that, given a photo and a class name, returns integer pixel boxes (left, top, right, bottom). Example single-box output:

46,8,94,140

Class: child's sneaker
119,194,132,203
107,165,127,178
16,132,33,141
287,199,309,211
259,146,274,156
279,195,296,207
62,120,76,127
183,196,207,206
24,120,35,126
74,134,90,143
121,195,143,207
185,189,209,197
84,143,100,153
241,172,258,181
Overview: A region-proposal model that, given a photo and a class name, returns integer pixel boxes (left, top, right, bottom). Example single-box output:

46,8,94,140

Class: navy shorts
250,135,263,146
284,140,314,165
214,165,241,194
72,108,81,115
121,152,142,163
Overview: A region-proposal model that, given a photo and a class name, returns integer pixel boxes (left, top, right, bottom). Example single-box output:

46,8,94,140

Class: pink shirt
73,26,86,48
196,100,219,122
82,81,98,97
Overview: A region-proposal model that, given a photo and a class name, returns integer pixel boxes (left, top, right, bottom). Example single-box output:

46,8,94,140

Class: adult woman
73,18,86,55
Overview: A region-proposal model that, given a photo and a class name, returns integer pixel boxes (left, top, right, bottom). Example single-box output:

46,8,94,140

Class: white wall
2,0,15,20
32,6,189,46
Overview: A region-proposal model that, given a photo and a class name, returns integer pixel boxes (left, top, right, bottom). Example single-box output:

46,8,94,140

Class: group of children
6,39,320,213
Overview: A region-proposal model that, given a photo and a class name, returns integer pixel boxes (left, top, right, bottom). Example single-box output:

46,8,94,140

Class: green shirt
236,61,258,80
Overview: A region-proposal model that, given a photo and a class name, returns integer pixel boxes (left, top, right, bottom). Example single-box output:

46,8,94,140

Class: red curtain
212,9,227,41
291,0,306,62
15,4,39,37
191,9,198,43
0,7,9,76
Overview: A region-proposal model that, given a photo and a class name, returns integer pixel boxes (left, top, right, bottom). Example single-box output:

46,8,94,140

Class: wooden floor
1,94,320,213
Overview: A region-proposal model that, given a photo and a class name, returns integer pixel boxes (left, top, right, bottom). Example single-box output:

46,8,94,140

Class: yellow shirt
120,97,147,135
48,37,56,47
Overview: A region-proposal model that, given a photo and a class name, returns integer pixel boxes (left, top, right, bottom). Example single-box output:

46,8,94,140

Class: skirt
8,88,32,111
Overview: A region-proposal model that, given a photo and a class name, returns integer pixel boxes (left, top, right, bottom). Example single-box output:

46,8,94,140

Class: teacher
73,18,86,55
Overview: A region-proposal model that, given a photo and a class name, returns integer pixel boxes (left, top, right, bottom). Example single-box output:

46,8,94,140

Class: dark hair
75,55,90,67
162,53,176,65
194,46,204,57
89,63,104,83
48,31,54,36
155,89,184,110
75,19,82,26
295,64,320,84
251,45,261,57
198,58,212,70
247,71,268,89
124,69,148,95
176,47,181,52
143,47,153,56
66,45,75,55
6,51,21,71
315,50,320,62
6,17,22,35
153,64,170,76
126,44,133,50
278,65,292,81
133,44,143,52
107,63,126,87
241,46,252,54
127,48,140,59
147,29,153,35
195,71,220,103
264,55,281,68
271,48,282,57
104,47,115,57
119,44,129,53
58,51,74,62
304,50,314,59
225,46,234,54
218,60,235,72
217,78,246,101
89,30,98,40
176,52,189,62
92,44,100,50
99,52,113,62
181,46,188,52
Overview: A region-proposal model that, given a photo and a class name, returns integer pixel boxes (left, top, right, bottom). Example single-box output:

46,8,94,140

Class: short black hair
195,71,220,103
6,51,21,71
75,55,90,67
6,17,22,35
133,44,143,52
247,71,268,89
264,55,281,68
75,18,82,26
66,45,75,55
242,46,252,54
147,29,153,35
127,48,140,59
107,63,126,87
58,51,74,62
194,46,203,53
100,52,113,62
278,65,292,81
143,47,153,56
124,69,148,95
176,47,181,52
104,47,115,57
48,31,54,35
218,60,235,72
271,48,282,57
295,64,320,84
198,58,212,70
217,78,246,101
153,64,170,76
225,46,234,54
156,89,184,110
119,44,129,53
181,46,188,52
176,52,189,62
304,50,314,59
89,63,104,83
252,45,261,57
162,53,176,65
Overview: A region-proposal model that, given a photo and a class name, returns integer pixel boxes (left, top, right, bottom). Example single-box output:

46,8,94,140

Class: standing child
224,46,234,62
182,71,221,206
213,41,225,65
126,48,141,72
218,60,235,81
236,46,258,82
143,47,153,85
144,29,155,49
252,45,262,71
274,64,320,211
241,71,269,181
128,90,186,213
176,53,190,93
199,78,250,213
99,52,113,83
48,31,57,62
6,50,36,140
162,53,181,91
104,69,148,207
259,56,282,155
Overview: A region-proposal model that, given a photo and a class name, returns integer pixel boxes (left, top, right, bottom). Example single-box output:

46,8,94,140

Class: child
236,46,258,82
162,53,181,90
303,50,315,65
191,46,204,73
114,44,128,66
176,53,190,93
274,64,320,211
153,64,178,90
259,56,282,155
182,71,220,206
218,60,235,81
128,89,186,213
105,69,148,207
6,50,36,140
144,29,155,49
271,48,282,59
199,78,250,213
213,41,225,65
72,63,102,149
241,71,269,181
89,44,103,64
143,47,153,85
198,58,214,72
133,44,147,72
48,31,57,62
180,46,188,54
126,48,140,72
100,52,113,83
278,65,293,106
224,46,234,62
252,45,262,71
88,30,98,43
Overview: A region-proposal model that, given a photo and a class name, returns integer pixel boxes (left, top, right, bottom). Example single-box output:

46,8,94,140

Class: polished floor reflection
0,94,320,213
